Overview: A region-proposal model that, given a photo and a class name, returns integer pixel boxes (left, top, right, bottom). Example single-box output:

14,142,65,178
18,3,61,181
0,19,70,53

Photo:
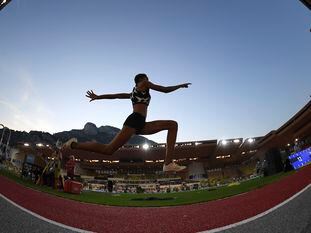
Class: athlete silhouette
63,73,191,172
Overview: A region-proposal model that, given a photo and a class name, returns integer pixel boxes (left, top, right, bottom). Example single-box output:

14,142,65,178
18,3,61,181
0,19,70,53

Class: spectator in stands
65,155,76,180
294,141,301,152
284,158,294,172
54,150,63,189
256,160,262,175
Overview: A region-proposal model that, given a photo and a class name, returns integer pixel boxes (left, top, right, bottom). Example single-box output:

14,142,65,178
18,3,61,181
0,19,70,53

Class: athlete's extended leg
69,126,136,155
140,120,178,165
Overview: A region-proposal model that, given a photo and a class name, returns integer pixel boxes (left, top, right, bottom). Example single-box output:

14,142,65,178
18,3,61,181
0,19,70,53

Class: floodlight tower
4,127,11,159
0,125,12,159
0,124,5,146
0,0,12,12
299,0,311,31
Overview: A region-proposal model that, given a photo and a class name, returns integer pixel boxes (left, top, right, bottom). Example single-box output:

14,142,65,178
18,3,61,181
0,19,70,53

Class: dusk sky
0,0,310,143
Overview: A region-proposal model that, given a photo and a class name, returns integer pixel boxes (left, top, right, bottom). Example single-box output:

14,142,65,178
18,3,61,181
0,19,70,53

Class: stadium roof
60,100,310,166
16,100,310,168
300,0,311,10
257,100,311,149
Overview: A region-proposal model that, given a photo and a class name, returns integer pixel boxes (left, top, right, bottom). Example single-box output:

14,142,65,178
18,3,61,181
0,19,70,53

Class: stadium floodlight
0,124,4,145
142,143,150,150
233,139,240,143
24,143,30,147
299,1,311,31
247,138,255,143
221,140,228,145
0,0,11,12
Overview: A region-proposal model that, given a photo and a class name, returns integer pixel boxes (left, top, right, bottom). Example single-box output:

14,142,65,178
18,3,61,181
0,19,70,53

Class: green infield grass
0,168,295,207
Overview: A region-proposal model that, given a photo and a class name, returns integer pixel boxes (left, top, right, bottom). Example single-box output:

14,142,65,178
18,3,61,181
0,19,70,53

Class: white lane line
198,183,311,233
0,194,94,233
2,183,310,233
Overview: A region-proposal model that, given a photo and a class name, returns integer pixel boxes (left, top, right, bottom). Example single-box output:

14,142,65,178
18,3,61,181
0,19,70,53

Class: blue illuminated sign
289,147,311,170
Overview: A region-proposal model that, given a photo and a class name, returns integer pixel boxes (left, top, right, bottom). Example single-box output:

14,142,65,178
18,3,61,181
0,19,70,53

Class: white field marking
1,183,310,233
198,183,311,233
0,194,94,233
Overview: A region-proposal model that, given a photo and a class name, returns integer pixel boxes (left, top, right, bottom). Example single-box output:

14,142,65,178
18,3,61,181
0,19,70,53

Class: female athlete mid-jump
63,73,191,172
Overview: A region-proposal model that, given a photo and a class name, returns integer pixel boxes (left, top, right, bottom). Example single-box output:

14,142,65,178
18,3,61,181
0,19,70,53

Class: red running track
1,165,311,233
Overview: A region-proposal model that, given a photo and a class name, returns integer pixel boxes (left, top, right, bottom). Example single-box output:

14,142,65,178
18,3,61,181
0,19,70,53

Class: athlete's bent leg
140,120,179,165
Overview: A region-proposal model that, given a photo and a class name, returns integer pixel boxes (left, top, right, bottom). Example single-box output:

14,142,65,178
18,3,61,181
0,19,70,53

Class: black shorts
123,112,146,134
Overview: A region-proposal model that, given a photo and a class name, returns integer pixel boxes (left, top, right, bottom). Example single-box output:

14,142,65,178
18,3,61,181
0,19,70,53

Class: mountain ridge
0,122,157,148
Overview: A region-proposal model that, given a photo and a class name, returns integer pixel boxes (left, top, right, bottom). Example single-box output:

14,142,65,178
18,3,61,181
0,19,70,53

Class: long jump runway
1,165,311,233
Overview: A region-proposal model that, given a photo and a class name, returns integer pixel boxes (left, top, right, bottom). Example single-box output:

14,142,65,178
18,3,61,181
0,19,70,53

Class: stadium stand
4,100,311,193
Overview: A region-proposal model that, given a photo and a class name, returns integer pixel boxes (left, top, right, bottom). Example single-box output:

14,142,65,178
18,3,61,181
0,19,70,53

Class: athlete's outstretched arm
86,90,131,102
143,81,191,93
